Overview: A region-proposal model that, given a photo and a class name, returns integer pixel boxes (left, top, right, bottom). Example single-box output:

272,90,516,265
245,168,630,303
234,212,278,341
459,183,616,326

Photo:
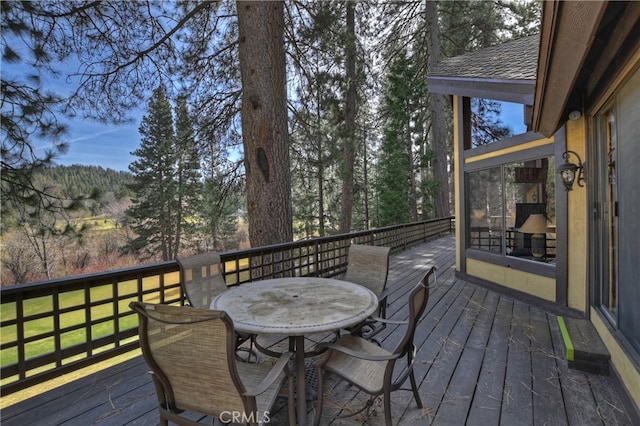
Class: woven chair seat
321,334,390,394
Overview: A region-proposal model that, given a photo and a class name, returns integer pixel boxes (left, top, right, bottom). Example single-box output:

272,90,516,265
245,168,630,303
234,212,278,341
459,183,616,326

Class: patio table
210,277,378,426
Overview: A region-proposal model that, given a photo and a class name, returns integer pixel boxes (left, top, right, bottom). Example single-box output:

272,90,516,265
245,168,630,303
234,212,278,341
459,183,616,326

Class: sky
53,115,141,172
2,52,142,172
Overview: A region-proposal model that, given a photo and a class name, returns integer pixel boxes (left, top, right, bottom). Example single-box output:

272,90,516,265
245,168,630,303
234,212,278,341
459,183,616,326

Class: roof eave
428,76,535,105
532,0,608,137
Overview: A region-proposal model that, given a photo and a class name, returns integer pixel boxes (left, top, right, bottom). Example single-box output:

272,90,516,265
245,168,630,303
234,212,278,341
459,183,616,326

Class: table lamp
519,213,547,260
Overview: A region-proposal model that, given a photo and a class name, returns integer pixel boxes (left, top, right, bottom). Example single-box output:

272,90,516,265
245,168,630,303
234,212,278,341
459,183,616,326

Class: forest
1,1,540,285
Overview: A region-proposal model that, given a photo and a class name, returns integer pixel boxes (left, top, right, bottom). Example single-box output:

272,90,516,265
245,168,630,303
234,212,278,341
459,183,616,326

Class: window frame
463,131,558,279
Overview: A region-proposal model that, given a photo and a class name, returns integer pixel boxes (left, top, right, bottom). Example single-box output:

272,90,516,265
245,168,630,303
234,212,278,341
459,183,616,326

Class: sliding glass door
592,68,640,354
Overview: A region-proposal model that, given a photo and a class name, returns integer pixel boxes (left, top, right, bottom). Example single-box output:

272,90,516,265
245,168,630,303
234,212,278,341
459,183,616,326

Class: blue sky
3,53,142,172
53,116,141,172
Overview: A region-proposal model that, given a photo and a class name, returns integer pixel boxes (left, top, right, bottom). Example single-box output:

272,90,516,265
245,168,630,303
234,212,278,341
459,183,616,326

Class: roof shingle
430,34,539,81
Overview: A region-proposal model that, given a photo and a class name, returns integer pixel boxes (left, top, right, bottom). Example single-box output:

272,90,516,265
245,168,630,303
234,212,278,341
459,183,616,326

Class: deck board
1,235,634,426
530,306,567,426
501,299,534,425
467,294,512,425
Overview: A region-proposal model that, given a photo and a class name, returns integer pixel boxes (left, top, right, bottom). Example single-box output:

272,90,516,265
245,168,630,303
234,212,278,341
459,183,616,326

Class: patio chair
177,252,256,362
129,302,296,426
313,266,436,426
342,244,391,339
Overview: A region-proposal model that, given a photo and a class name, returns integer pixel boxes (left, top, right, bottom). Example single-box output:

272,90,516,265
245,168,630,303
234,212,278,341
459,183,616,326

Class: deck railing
0,217,454,396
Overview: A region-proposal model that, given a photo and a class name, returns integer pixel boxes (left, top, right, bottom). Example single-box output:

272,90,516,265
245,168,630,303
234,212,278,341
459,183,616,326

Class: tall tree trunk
426,0,451,217
237,1,293,246
362,132,370,229
339,2,356,233
406,106,418,220
316,79,326,237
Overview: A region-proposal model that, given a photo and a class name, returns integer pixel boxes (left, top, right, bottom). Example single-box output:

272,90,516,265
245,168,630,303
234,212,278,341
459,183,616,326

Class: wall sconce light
557,150,585,191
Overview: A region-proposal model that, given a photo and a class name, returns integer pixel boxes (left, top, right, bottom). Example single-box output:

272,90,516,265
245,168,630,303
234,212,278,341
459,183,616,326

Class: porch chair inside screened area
177,252,256,362
342,244,391,339
129,302,296,426
313,266,436,426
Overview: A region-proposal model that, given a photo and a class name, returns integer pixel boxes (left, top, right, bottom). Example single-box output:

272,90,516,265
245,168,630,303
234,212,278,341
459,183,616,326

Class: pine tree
127,87,179,261
237,2,292,247
375,48,429,227
289,1,345,237
174,95,202,254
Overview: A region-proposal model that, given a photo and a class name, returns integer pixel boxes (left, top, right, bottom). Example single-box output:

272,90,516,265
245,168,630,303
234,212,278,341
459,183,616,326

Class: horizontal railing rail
220,217,455,284
0,217,454,396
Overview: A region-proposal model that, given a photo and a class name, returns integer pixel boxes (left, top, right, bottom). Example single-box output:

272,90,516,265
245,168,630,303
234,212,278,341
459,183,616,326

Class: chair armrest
315,342,400,363
243,351,294,397
378,288,390,304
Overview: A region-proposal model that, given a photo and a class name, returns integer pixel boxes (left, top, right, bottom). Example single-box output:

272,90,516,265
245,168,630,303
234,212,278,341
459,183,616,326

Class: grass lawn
0,274,181,378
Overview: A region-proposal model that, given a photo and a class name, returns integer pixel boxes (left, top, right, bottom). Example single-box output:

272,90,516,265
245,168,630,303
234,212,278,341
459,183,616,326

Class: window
467,155,556,263
471,99,528,147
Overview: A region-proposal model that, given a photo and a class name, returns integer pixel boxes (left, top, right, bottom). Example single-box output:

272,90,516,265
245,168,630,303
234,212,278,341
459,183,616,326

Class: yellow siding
467,258,556,302
453,96,462,272
591,308,640,409
565,118,588,313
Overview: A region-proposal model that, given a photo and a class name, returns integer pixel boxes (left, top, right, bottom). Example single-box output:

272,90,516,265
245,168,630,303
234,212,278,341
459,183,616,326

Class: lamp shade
519,214,548,234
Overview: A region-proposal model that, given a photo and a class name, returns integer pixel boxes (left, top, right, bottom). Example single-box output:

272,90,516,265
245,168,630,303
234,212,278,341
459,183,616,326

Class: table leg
295,335,307,426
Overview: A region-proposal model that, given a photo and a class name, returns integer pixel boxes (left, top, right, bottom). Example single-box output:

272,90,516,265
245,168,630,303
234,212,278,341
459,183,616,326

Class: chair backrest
177,252,228,309
344,244,391,297
391,266,436,356
129,302,257,417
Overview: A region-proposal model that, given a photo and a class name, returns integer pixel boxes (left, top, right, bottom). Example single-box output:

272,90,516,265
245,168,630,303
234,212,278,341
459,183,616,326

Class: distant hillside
38,164,135,199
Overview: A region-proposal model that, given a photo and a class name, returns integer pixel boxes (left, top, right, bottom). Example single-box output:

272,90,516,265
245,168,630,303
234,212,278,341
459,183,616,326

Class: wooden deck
1,235,633,425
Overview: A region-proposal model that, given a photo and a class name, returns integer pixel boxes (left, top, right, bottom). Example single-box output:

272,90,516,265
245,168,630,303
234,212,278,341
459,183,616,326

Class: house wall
453,96,463,272
564,118,588,313
466,258,556,301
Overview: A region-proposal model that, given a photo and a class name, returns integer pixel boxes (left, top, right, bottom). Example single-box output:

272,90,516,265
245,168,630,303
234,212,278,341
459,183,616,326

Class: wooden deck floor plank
59,380,157,426
321,379,370,425
500,299,534,425
467,295,514,425
0,356,147,421
372,259,459,356
415,282,478,421
529,306,568,426
385,262,436,315
430,287,498,425
2,358,151,426
588,373,633,424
